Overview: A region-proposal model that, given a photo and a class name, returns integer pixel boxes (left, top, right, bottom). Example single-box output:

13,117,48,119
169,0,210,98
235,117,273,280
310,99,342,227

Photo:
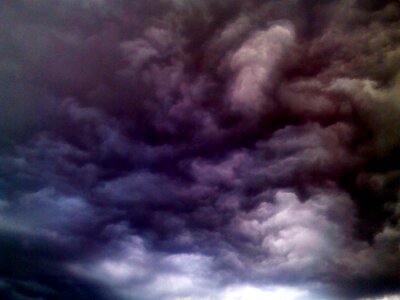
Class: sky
0,0,400,299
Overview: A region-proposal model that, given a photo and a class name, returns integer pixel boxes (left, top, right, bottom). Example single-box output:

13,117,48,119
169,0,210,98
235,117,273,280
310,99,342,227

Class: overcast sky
1,0,400,299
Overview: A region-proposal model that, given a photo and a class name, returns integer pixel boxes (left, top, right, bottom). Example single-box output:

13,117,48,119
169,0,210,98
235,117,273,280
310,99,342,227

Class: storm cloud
1,0,400,299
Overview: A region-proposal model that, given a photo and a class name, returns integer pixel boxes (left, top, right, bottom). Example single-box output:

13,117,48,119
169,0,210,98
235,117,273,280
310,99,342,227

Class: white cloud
228,22,295,114
361,295,400,300
220,285,311,300
68,235,218,300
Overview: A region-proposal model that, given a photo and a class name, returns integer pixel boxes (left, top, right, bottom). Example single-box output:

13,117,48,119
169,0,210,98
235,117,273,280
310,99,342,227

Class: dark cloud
1,0,400,299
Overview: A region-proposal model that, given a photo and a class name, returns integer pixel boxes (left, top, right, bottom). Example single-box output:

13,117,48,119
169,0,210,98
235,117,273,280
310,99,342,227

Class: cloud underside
1,0,400,299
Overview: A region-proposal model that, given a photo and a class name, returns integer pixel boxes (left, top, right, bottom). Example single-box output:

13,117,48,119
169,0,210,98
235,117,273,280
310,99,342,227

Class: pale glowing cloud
229,23,295,114
221,285,311,300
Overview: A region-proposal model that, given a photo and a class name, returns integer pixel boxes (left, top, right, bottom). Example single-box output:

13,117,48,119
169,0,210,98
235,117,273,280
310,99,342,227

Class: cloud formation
1,0,400,299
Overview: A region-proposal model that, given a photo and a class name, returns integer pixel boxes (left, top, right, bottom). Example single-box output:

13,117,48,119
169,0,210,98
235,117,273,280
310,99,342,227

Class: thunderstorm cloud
1,0,400,299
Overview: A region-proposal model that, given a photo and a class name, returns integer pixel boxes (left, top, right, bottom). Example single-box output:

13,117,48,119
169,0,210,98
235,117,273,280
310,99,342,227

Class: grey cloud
1,0,400,300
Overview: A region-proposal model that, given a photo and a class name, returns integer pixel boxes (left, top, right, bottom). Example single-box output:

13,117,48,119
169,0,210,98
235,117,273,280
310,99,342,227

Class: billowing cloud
228,21,295,114
1,0,400,299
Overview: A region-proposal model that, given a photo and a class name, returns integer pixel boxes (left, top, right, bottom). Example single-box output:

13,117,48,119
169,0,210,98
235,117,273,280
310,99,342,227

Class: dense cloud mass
1,0,400,299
